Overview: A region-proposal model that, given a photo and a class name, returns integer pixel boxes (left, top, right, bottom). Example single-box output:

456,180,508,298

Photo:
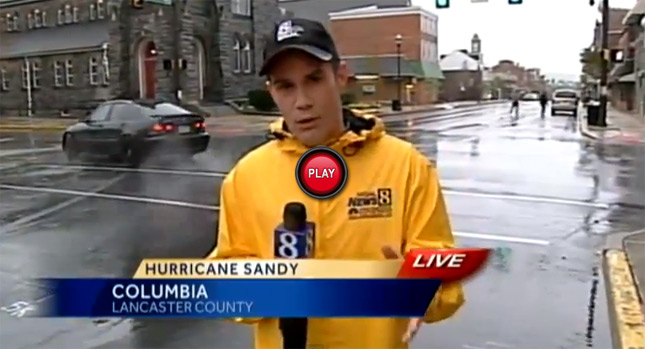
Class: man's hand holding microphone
275,202,313,349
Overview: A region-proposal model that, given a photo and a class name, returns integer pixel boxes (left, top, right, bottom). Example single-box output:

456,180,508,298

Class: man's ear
265,80,277,99
336,60,350,88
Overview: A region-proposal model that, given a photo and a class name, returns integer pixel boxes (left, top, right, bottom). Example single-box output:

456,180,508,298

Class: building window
101,51,110,85
231,0,251,16
21,61,29,89
97,0,105,19
1,68,8,91
34,10,41,28
65,60,74,86
64,5,72,24
73,6,79,22
243,41,252,73
54,61,64,87
5,13,13,32
31,62,40,88
27,13,34,29
90,4,96,20
89,57,99,85
12,12,19,31
233,39,241,73
57,9,64,25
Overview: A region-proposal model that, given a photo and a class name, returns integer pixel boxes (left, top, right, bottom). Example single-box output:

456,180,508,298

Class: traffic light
132,0,144,9
508,0,523,4
436,0,449,9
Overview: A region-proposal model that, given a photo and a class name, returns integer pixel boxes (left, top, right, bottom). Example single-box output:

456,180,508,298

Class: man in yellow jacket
209,18,464,349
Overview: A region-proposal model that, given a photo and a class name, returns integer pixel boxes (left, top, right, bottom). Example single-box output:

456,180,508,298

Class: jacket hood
268,109,385,156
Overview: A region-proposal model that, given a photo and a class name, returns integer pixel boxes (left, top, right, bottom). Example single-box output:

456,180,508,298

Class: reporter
210,18,464,349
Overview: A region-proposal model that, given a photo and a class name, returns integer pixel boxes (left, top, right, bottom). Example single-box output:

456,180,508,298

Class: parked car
522,92,540,101
62,100,210,167
551,89,579,117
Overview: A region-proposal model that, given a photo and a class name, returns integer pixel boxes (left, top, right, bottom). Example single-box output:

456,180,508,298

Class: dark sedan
62,100,210,166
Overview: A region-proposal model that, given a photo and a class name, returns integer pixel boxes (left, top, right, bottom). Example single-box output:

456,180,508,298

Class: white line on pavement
453,231,550,246
0,174,126,235
0,138,14,143
34,164,227,178
0,184,219,211
0,147,60,158
31,165,612,209
443,189,610,209
0,183,551,246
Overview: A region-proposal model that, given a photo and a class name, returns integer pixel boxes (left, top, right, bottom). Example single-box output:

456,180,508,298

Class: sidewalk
0,100,504,132
581,107,645,143
603,230,645,349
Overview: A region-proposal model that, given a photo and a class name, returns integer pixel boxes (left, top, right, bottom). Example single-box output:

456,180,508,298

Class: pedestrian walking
510,91,520,118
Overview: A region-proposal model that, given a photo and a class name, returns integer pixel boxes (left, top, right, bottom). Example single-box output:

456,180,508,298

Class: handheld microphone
275,202,313,349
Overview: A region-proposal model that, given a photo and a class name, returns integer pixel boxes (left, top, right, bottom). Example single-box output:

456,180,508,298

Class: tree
580,47,609,79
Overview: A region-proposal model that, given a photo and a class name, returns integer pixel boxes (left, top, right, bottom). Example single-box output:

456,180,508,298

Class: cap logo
276,20,304,42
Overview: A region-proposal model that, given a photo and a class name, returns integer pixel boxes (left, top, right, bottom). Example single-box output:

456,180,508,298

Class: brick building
607,6,644,112
491,60,527,89
328,5,443,105
0,0,280,117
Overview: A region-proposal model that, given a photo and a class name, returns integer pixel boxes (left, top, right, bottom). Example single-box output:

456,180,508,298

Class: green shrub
247,90,276,112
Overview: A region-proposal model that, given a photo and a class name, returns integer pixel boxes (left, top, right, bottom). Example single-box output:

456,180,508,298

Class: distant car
551,89,579,117
62,100,210,166
522,92,539,101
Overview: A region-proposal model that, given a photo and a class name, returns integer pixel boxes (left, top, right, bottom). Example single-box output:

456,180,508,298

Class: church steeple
471,34,481,55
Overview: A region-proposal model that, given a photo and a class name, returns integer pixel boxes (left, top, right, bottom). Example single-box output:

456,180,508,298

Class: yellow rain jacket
209,109,464,349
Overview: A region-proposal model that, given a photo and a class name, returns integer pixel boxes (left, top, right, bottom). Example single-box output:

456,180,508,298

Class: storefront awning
623,0,645,25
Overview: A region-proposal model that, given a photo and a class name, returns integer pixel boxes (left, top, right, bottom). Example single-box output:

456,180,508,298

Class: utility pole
598,0,609,126
172,0,182,104
24,57,32,117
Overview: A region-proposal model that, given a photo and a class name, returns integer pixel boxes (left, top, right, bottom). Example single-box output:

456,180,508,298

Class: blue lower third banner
39,279,441,318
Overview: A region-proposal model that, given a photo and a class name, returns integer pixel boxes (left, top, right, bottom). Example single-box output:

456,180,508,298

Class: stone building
0,0,280,117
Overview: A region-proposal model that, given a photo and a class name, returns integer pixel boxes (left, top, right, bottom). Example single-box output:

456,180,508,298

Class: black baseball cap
259,18,340,76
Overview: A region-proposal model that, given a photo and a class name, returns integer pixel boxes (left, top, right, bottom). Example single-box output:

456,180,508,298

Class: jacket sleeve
402,148,465,324
208,167,259,259
207,167,262,324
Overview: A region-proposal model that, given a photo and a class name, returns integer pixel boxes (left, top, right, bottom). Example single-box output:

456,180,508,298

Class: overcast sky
413,0,637,79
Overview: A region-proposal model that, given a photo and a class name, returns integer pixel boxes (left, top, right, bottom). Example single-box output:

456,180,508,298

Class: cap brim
259,44,334,76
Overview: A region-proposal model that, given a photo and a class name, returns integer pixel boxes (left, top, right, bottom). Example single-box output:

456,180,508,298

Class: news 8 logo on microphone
274,202,315,259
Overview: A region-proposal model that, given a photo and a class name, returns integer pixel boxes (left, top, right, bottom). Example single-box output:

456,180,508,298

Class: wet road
1,101,644,348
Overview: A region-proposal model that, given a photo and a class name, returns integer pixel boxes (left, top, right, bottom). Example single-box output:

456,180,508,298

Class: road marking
0,175,126,235
444,189,610,209
0,146,60,158
454,231,550,246
29,166,610,210
0,184,552,245
34,164,227,178
0,137,14,143
0,184,219,210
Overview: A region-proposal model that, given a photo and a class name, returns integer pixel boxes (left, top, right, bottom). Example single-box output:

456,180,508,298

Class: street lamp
394,34,403,111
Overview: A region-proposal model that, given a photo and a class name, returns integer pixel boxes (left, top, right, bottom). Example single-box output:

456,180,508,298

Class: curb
602,249,645,349
578,116,599,140
0,125,68,131
378,100,505,118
